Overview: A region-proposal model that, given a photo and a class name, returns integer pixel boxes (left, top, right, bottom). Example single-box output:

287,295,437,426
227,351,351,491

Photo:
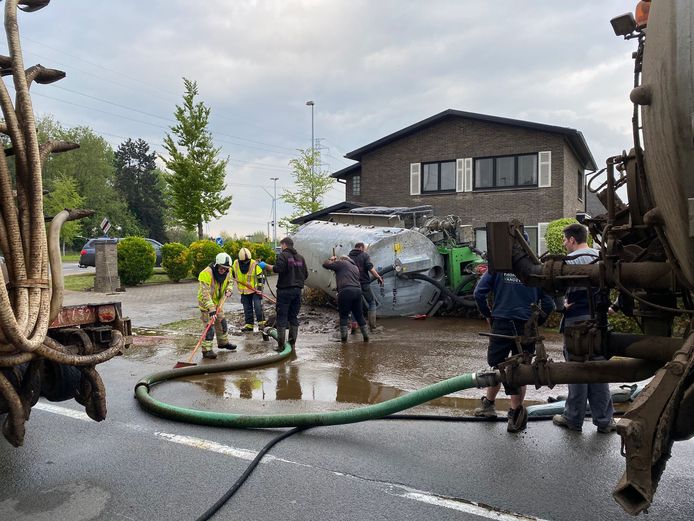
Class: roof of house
330,162,361,179
290,201,363,225
340,109,597,171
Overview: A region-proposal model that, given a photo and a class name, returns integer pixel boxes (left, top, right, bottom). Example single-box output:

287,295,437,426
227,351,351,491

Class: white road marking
391,486,553,521
36,401,552,520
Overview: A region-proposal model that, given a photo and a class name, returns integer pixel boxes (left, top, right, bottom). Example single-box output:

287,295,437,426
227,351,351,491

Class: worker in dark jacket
261,237,308,352
348,242,384,332
323,255,369,343
473,270,555,432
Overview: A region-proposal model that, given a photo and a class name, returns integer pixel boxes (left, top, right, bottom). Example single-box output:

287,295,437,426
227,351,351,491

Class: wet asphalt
0,277,693,520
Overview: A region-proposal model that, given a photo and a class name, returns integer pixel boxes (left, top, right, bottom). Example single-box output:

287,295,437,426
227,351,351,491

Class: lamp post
305,100,314,176
270,177,279,245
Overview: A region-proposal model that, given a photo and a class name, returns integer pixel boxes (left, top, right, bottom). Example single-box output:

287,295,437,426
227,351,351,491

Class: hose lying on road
134,329,491,429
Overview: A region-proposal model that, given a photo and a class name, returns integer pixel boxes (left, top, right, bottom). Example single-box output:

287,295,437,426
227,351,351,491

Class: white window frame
538,151,551,188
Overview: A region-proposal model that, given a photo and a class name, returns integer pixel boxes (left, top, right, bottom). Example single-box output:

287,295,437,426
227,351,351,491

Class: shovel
174,293,229,368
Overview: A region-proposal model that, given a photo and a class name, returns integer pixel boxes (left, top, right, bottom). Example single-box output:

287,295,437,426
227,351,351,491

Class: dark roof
343,109,597,170
290,201,363,225
330,162,361,179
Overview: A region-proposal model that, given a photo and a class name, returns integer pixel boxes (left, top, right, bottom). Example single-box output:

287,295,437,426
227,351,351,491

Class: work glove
225,289,233,298
258,261,267,270
256,284,264,293
208,309,217,319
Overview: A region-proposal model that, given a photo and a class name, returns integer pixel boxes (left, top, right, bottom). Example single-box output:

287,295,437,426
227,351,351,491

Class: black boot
360,325,370,342
274,327,287,352
368,310,377,331
340,326,349,343
288,325,299,349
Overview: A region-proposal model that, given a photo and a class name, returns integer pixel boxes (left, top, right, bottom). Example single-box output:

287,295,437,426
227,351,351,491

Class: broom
235,278,276,304
174,293,229,368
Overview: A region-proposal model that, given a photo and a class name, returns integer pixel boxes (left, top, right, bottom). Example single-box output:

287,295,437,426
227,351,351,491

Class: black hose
400,272,477,308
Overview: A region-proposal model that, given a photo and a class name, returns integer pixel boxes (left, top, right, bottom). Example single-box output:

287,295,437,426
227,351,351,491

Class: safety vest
232,259,262,295
197,265,231,311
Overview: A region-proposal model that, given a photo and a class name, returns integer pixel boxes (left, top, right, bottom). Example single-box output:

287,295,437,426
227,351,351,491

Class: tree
279,148,334,230
161,78,232,240
114,138,167,241
44,173,85,249
40,117,143,240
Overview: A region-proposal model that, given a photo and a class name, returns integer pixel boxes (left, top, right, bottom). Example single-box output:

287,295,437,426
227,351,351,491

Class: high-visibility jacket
197,265,231,311
232,259,264,295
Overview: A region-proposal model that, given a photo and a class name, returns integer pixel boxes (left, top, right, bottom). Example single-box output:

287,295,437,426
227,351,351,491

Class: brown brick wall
347,118,586,229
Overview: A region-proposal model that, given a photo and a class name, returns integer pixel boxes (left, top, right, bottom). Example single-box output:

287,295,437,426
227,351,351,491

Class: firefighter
232,247,266,332
197,252,237,359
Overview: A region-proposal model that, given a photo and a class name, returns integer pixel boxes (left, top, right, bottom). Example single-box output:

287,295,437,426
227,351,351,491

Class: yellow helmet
238,247,252,261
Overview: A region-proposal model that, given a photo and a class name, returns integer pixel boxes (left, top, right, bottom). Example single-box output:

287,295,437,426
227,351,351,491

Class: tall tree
39,117,142,238
280,148,334,230
114,138,167,241
161,78,231,239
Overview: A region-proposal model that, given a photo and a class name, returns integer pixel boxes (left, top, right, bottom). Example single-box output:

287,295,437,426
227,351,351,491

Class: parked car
79,238,163,268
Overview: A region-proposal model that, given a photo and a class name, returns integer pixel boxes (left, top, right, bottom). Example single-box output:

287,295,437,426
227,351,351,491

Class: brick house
329,109,596,254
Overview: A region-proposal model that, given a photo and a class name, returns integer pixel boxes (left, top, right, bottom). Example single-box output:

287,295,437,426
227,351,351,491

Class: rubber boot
360,325,370,342
340,326,349,343
368,310,377,331
288,325,299,349
274,327,287,352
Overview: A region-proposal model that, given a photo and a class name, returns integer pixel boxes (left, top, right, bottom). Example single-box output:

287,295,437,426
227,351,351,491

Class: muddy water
130,315,573,416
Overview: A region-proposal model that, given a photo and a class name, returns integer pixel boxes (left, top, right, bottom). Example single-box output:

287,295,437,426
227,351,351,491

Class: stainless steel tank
640,0,694,287
292,220,445,317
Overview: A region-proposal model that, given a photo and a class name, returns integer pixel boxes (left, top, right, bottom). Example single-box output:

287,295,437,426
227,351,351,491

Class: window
524,227,539,255
577,170,584,202
474,153,538,190
475,228,487,253
352,175,361,196
421,161,456,193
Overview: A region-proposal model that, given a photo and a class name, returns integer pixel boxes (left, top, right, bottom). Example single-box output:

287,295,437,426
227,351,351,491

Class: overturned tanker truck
292,211,486,317
486,0,694,515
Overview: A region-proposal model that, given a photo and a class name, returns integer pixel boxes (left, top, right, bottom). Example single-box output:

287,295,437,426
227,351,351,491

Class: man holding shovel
197,252,237,359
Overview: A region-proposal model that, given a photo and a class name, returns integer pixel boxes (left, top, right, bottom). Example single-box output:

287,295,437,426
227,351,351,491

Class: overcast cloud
9,1,639,238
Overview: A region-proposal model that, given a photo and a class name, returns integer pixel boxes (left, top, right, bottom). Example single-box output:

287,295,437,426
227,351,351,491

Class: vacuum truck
485,0,694,514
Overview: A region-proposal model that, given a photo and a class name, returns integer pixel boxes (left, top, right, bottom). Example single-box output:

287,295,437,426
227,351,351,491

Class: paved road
1,279,691,520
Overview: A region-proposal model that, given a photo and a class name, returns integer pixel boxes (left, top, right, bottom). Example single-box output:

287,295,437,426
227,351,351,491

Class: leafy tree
44,173,84,248
161,78,232,239
117,236,155,286
114,138,166,241
280,148,333,231
39,117,142,239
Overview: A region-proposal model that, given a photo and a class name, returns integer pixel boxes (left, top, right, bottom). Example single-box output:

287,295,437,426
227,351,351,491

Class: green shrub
189,240,222,276
251,242,276,264
117,236,155,286
162,242,191,282
545,218,593,255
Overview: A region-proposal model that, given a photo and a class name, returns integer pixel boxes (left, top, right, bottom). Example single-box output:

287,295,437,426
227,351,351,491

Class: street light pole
306,100,314,176
270,177,279,245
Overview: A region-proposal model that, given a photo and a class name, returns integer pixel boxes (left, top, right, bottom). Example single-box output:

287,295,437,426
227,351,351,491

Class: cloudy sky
10,1,639,238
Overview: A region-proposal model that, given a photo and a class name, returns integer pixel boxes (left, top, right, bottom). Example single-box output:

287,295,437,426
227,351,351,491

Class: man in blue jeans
553,223,617,433
474,266,554,432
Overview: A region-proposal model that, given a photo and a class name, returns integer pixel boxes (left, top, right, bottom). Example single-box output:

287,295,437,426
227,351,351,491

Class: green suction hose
134,329,494,428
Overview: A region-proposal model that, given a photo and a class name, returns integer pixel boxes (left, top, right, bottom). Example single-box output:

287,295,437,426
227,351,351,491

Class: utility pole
306,100,315,176
270,177,279,245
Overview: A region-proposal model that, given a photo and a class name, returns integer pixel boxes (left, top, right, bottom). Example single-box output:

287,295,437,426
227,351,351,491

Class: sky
6,0,640,239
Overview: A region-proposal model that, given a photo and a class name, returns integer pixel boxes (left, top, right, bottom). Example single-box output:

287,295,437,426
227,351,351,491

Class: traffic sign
215,236,224,246
100,218,111,235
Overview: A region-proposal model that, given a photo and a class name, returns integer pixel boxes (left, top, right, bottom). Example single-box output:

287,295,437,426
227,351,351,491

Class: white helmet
215,252,232,267
238,247,252,261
